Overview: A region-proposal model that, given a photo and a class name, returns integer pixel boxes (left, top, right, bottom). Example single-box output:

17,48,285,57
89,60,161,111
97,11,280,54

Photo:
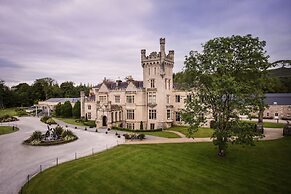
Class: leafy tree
12,83,33,107
72,101,81,118
60,81,78,97
62,101,72,118
181,35,271,156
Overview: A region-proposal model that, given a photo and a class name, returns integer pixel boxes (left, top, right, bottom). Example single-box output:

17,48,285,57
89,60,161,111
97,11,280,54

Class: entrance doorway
102,116,107,126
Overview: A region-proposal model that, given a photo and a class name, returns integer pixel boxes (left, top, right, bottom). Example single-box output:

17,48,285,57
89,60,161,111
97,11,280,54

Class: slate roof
265,93,291,105
45,98,80,103
95,80,143,90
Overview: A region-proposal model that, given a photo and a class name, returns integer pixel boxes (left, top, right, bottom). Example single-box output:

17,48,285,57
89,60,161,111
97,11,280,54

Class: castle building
81,38,189,129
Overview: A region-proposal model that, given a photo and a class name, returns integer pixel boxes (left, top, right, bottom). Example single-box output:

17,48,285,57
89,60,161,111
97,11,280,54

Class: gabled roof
94,80,143,90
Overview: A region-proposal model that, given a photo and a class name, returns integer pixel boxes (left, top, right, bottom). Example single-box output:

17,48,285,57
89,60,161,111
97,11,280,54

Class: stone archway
102,116,107,127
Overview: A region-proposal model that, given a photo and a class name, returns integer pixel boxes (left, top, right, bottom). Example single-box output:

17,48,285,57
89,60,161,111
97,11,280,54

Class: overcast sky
0,0,290,87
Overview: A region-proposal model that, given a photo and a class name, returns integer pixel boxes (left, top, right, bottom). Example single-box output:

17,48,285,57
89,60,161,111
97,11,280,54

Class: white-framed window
275,112,279,117
127,109,135,120
99,96,107,103
148,92,156,104
176,112,181,121
167,110,171,120
115,95,120,103
266,112,270,117
150,79,155,88
88,112,91,120
175,95,181,103
88,105,91,110
150,123,155,130
126,95,134,103
127,123,134,129
149,109,157,120
167,95,170,104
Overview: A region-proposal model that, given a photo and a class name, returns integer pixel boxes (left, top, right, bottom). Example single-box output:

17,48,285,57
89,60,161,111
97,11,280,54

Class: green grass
54,117,86,126
0,108,17,117
0,126,19,135
138,131,180,138
22,138,291,194
243,120,285,128
168,126,214,138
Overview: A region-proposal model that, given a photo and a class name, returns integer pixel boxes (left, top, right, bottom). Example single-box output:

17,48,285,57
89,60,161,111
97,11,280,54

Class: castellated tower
141,38,174,129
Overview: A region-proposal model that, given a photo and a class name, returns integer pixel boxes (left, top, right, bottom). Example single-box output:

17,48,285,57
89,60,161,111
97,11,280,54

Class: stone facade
81,38,189,129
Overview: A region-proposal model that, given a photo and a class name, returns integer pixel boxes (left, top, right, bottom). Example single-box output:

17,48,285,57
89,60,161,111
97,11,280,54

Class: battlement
141,38,174,65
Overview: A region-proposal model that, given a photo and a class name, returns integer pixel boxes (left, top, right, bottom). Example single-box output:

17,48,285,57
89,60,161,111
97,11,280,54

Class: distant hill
268,67,291,77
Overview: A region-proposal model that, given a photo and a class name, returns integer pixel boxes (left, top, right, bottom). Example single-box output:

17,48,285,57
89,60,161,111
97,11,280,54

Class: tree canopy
181,34,272,156
0,78,90,108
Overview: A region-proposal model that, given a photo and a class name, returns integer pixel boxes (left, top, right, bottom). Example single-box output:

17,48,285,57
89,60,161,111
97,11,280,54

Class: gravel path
125,128,283,144
0,117,124,194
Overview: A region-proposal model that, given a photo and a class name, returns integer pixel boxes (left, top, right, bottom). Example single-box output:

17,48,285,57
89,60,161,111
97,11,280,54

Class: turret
80,91,85,117
160,38,166,60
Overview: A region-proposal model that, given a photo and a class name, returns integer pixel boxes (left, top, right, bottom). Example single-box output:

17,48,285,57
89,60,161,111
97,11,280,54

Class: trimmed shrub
112,126,162,132
0,115,18,123
40,116,50,123
55,126,64,138
46,118,57,125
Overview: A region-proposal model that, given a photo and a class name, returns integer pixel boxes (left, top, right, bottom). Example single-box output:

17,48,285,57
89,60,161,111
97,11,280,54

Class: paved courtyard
0,117,124,194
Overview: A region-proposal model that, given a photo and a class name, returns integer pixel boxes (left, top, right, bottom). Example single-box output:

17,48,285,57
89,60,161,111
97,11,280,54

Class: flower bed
0,115,19,123
23,126,78,146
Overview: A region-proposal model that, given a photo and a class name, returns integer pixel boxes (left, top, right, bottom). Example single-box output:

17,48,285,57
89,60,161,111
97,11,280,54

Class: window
266,112,270,117
187,94,192,102
176,112,181,121
88,105,91,110
150,123,155,130
111,112,114,122
148,92,156,104
99,96,106,103
127,110,135,120
115,112,118,121
275,112,279,117
175,95,181,103
167,110,171,120
168,79,171,89
167,95,170,104
127,123,134,129
165,78,168,89
126,95,135,103
154,67,156,75
150,79,155,88
149,109,157,120
115,95,120,103
88,112,91,120
119,112,122,120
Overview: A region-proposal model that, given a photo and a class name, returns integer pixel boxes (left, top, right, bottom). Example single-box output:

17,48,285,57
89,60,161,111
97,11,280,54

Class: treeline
0,77,90,108
173,66,291,93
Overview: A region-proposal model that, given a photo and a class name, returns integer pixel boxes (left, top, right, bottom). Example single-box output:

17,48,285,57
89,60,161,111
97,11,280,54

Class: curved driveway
0,117,124,194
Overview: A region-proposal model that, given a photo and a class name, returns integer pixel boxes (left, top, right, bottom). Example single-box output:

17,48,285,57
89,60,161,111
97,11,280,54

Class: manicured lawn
138,131,180,138
242,120,285,128
0,126,19,135
0,108,17,117
168,126,214,138
54,117,86,126
22,137,291,194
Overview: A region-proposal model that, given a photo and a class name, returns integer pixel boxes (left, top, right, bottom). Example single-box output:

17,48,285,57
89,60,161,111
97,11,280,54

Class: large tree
181,35,272,156
72,101,81,118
